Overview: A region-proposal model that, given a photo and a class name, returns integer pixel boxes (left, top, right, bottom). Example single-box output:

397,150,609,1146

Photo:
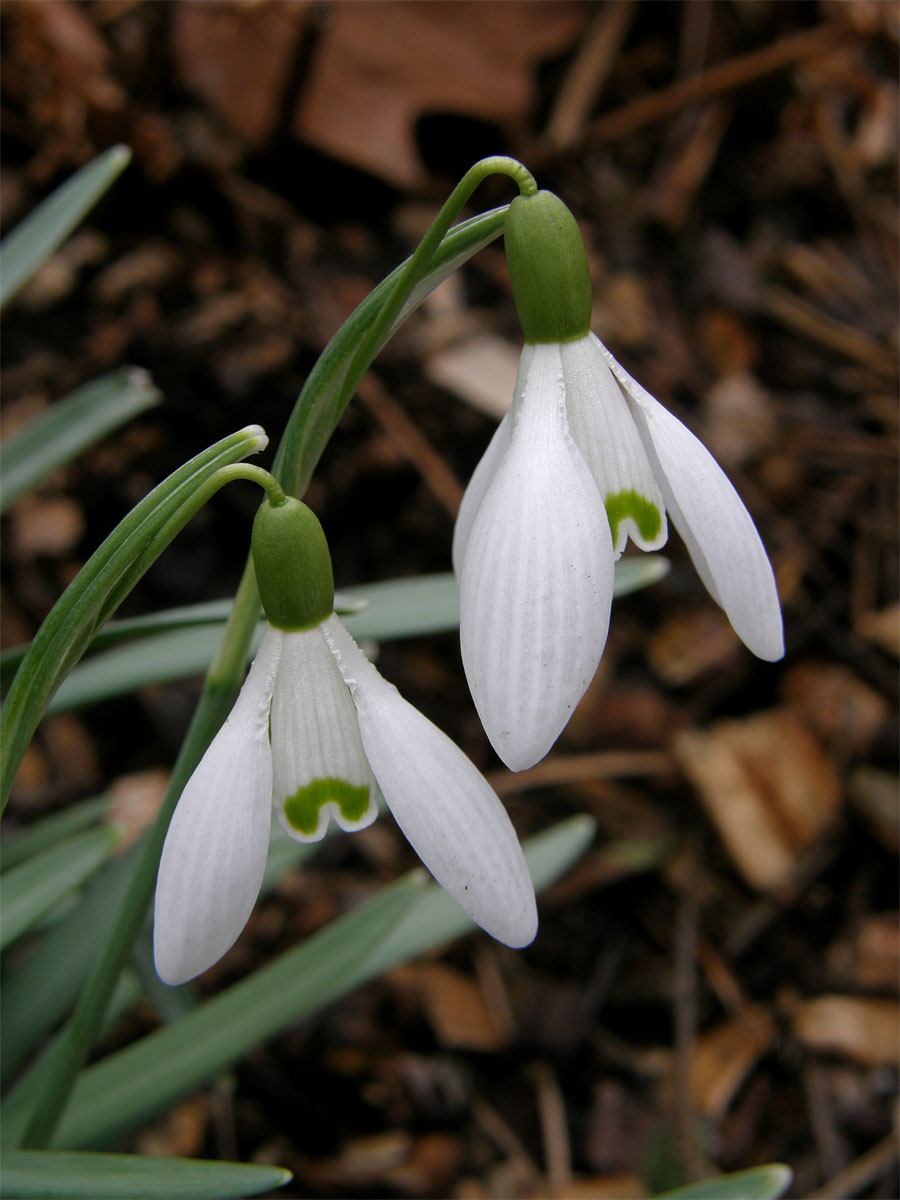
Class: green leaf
0,826,123,952
612,555,670,596
40,817,591,1150
0,795,110,872
0,368,162,513
0,425,267,811
274,205,508,498
0,146,131,310
47,874,425,1149
0,1150,290,1199
1,845,141,1085
7,558,668,714
653,1166,793,1200
0,821,316,1088
358,815,595,976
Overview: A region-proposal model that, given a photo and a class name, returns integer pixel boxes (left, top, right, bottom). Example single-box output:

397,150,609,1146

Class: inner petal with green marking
283,776,373,837
605,489,663,550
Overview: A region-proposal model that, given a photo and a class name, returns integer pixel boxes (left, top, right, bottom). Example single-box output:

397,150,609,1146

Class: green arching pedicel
251,497,334,631
504,190,593,345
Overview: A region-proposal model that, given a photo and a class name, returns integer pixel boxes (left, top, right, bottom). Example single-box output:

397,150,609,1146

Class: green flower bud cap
504,190,592,344
252,497,334,631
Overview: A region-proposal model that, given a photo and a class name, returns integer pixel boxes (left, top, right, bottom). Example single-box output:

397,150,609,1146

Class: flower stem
15,156,537,1149
339,158,536,427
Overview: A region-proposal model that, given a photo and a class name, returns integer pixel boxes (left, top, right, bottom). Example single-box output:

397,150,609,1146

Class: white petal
153,627,282,985
270,626,377,842
598,345,784,661
561,334,667,556
458,343,615,771
322,615,537,948
451,380,517,576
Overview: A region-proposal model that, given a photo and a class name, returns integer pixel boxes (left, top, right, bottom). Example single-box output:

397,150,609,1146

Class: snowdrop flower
154,497,536,985
453,190,783,772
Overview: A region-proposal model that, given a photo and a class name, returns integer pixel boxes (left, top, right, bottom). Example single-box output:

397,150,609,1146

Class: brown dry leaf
790,995,900,1067
91,243,183,304
855,604,900,657
173,1,312,147
383,1132,462,1196
701,373,777,468
699,309,758,377
414,963,507,1051
10,496,85,557
673,709,842,891
17,715,100,807
107,768,169,849
294,1,585,187
135,1094,209,1158
847,766,900,852
425,333,519,419
7,0,125,113
782,661,889,758
830,913,900,994
533,1176,647,1199
647,607,744,686
689,1006,775,1119
595,274,654,351
305,1131,413,1189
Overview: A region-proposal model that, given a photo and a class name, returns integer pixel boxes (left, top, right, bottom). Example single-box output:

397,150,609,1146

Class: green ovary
283,777,371,835
605,490,662,547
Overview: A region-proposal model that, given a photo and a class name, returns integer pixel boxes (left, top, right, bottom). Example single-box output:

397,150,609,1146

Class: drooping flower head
454,190,783,772
154,497,536,985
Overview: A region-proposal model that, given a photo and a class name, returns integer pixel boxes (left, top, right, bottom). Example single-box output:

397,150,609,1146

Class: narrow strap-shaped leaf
0,425,267,810
16,818,592,1150
0,795,109,872
0,826,123,952
0,368,161,513
6,560,669,715
0,1150,290,1199
653,1165,793,1200
0,846,141,1086
0,146,131,310
36,875,424,1149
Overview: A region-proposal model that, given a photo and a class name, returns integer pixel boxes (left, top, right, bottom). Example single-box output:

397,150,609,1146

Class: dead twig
540,0,638,151
356,373,464,517
487,749,675,796
805,1131,900,1200
543,22,846,157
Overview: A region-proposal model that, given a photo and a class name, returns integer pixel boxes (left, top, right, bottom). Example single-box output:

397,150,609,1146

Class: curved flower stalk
454,191,783,772
154,497,536,986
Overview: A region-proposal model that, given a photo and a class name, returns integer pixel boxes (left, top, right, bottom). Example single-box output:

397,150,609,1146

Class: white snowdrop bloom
453,190,783,773
154,499,536,986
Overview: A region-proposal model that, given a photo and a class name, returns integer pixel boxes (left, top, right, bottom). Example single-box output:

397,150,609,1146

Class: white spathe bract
454,332,783,771
153,618,536,985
